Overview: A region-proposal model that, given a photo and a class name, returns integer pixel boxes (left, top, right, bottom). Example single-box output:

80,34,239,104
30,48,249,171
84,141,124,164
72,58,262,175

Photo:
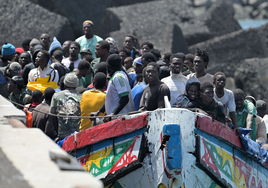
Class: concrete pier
0,95,103,188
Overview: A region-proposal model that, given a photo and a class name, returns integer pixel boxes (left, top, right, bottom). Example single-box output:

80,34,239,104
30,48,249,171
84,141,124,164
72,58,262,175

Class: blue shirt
131,82,147,111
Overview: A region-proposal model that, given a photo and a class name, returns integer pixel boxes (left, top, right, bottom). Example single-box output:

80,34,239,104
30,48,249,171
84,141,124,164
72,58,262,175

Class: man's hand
103,113,114,123
90,111,100,121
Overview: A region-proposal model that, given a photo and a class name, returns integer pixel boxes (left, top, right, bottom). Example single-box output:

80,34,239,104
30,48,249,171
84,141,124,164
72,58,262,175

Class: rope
4,97,140,119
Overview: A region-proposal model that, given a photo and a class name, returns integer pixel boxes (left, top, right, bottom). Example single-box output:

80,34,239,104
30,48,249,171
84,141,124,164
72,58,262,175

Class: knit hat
134,57,142,65
64,73,78,88
11,76,24,87
15,47,24,54
2,43,16,56
105,37,115,46
9,62,21,77
29,38,40,46
49,37,62,55
106,54,122,70
256,100,266,110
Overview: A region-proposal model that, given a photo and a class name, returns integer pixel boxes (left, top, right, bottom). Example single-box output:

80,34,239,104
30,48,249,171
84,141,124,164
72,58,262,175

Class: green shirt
49,88,81,139
235,100,257,141
10,90,30,110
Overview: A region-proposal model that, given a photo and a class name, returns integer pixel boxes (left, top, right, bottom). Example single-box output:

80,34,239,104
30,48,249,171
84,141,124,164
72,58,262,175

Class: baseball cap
256,100,267,109
134,57,142,65
80,48,92,55
105,37,115,46
11,76,24,87
9,62,21,77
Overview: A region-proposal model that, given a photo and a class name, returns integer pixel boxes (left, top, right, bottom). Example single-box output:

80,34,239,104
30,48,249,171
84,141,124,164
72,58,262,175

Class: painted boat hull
62,109,268,188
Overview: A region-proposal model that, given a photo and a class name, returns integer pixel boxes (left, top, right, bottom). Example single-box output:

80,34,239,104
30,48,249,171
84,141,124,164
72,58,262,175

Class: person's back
24,90,43,128
32,87,58,139
51,50,69,81
80,72,106,131
49,74,81,139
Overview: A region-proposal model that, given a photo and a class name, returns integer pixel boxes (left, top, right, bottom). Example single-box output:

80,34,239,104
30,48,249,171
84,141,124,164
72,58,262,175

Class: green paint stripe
90,138,135,176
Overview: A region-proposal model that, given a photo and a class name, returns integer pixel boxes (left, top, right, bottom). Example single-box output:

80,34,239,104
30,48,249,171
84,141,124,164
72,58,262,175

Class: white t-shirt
62,58,82,70
28,66,59,83
214,88,236,114
161,72,188,106
187,73,213,85
105,71,135,115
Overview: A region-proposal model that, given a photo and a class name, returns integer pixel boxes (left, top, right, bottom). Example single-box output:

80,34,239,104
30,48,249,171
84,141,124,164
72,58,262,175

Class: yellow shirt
80,90,106,131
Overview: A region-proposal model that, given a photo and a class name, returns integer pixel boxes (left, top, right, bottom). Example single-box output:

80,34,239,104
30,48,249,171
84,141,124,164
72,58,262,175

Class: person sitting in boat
233,89,256,141
213,72,238,130
186,82,226,124
139,62,170,111
245,96,266,146
174,76,200,108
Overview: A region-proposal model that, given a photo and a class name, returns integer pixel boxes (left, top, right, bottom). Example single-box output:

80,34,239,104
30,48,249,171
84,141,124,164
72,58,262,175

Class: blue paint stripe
75,128,145,158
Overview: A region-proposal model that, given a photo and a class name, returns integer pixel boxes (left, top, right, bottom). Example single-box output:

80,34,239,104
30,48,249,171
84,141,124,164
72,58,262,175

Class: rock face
0,0,75,47
107,1,195,54
102,1,242,54
188,26,268,77
29,0,112,38
234,57,268,102
198,3,241,39
29,0,155,39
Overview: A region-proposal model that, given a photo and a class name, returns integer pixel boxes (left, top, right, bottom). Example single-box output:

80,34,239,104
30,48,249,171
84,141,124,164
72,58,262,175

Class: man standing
213,72,237,129
0,43,16,67
50,74,81,139
139,62,170,111
75,20,103,58
92,54,135,119
61,42,82,72
161,53,188,106
234,89,257,141
80,72,107,131
32,87,58,139
40,33,51,51
28,50,59,83
124,34,140,59
8,76,30,109
187,48,213,85
91,40,110,71
0,62,22,98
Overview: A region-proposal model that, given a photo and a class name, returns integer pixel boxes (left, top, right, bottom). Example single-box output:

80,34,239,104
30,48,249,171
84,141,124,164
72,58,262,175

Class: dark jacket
32,101,58,139
186,98,226,124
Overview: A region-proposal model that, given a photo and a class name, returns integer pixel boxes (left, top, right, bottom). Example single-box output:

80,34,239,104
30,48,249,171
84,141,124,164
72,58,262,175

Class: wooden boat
61,108,268,188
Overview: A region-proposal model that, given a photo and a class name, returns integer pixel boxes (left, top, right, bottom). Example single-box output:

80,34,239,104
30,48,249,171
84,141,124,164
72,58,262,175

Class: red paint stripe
62,114,148,152
196,116,243,149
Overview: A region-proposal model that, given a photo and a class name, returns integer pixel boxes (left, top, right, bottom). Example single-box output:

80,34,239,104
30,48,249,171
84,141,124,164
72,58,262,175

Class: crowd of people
1,20,268,150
